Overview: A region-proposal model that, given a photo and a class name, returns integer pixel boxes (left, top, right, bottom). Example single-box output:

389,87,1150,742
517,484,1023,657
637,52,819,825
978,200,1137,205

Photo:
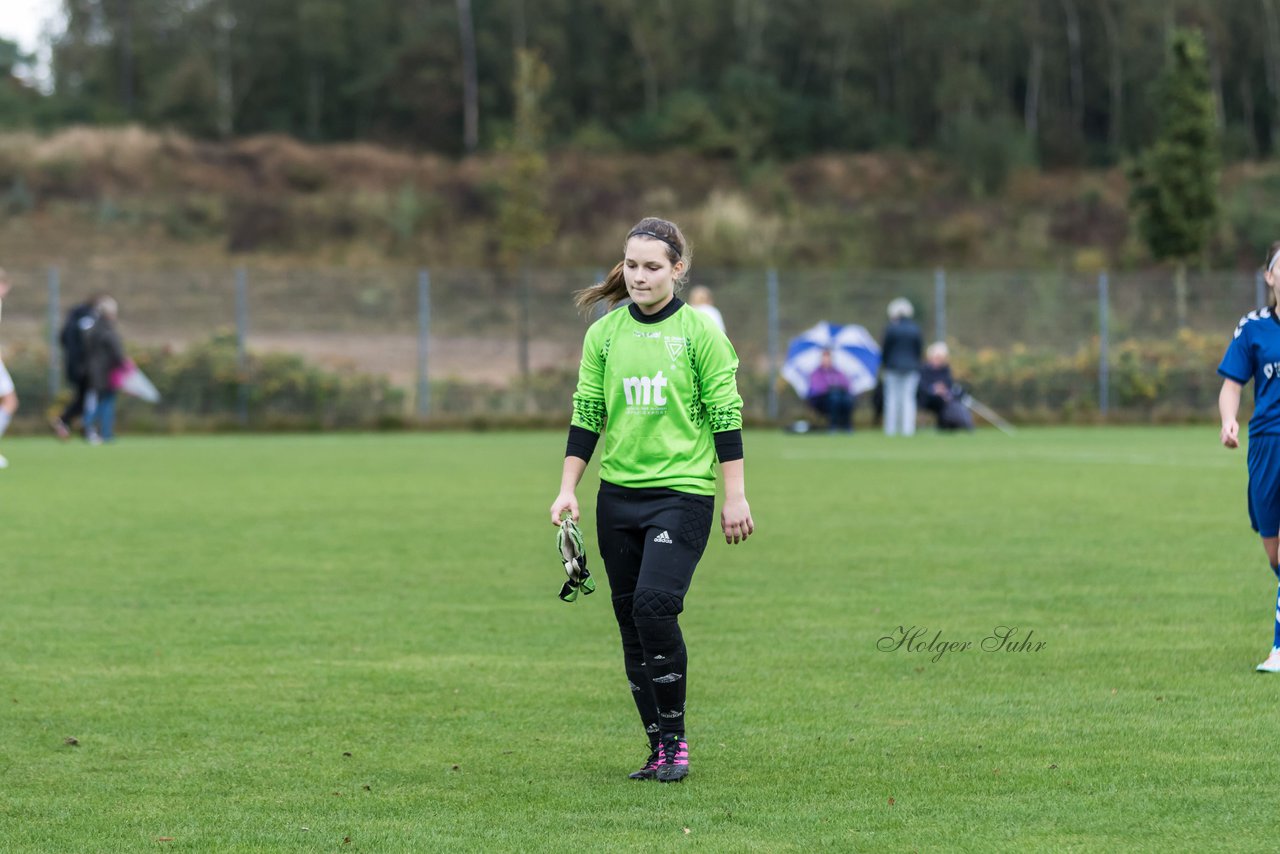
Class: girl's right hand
550,491,579,526
1221,419,1239,449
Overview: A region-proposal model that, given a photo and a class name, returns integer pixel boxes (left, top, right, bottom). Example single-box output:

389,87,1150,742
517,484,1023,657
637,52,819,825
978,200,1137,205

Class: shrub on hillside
939,114,1037,197
227,196,294,252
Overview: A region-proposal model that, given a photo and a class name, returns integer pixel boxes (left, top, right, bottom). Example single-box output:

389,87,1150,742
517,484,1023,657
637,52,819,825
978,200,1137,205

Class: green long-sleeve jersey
570,298,743,495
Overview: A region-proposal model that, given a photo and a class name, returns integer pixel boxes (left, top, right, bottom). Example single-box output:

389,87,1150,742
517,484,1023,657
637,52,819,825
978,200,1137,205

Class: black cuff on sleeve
566,425,600,462
713,429,744,463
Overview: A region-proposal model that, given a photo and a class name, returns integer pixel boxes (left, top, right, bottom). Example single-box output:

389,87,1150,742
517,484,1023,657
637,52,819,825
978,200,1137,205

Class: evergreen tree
1128,27,1220,327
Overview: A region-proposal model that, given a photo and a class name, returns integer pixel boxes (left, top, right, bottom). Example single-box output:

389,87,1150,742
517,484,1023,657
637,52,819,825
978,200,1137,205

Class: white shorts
0,358,12,398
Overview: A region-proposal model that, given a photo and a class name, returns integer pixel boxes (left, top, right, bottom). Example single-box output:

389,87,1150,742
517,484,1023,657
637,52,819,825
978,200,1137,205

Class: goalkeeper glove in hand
556,516,595,602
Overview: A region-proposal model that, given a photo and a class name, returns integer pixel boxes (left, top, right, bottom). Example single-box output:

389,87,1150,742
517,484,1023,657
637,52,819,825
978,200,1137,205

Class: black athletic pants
596,480,714,746
60,376,90,426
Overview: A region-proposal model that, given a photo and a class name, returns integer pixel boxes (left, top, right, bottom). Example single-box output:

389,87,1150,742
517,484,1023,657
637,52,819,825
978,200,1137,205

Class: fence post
934,267,946,343
767,269,779,421
518,267,531,387
235,267,248,427
1099,271,1110,418
1258,269,1267,310
417,269,431,418
47,267,60,400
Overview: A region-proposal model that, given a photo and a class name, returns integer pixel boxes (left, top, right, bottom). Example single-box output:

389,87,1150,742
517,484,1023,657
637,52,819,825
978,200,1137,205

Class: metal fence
0,266,1265,423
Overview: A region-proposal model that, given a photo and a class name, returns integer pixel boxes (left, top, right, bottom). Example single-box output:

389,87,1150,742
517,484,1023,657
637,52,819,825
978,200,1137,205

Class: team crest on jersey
665,336,687,361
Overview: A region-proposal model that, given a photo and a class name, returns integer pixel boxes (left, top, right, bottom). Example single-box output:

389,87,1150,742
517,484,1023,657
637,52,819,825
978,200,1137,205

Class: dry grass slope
0,125,1178,272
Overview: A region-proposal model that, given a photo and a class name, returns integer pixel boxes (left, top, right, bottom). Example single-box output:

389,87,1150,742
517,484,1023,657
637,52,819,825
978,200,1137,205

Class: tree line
0,0,1269,169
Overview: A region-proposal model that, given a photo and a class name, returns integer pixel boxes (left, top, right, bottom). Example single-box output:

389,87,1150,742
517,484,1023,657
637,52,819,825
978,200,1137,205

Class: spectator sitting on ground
806,349,855,433
919,342,973,431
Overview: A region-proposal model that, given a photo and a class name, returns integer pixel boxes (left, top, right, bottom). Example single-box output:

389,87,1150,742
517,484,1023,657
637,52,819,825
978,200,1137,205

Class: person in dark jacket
880,297,923,436
83,297,126,444
50,295,102,440
918,342,973,431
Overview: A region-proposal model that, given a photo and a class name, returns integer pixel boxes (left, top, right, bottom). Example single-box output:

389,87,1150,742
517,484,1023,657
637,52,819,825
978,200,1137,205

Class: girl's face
624,236,683,315
1269,262,1280,300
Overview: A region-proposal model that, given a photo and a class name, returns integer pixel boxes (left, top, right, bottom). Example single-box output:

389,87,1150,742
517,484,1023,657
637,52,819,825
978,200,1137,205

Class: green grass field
0,427,1274,852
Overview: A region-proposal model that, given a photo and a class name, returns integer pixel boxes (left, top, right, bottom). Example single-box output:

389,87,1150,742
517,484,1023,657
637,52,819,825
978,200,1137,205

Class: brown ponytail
574,262,629,311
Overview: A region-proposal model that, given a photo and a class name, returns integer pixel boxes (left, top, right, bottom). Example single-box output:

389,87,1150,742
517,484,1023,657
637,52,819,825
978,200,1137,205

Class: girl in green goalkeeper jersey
549,217,754,783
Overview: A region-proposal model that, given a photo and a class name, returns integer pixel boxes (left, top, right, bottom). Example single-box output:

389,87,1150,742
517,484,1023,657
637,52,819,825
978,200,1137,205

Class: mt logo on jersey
622,371,669,407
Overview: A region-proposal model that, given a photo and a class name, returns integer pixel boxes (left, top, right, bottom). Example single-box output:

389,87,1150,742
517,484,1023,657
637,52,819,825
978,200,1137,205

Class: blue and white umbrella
781,321,882,398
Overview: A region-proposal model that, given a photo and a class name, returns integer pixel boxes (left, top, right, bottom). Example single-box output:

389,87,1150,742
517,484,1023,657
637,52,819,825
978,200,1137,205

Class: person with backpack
50,294,102,440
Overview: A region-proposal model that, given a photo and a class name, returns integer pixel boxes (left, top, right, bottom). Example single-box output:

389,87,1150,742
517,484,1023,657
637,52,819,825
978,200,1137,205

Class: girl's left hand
721,497,754,545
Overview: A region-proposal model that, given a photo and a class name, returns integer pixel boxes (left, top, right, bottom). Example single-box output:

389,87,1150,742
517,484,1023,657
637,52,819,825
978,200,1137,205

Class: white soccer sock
0,409,11,441
1272,580,1280,652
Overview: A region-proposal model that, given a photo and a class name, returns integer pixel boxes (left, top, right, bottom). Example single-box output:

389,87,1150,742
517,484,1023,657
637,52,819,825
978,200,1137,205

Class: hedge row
0,331,1236,432
3,334,405,432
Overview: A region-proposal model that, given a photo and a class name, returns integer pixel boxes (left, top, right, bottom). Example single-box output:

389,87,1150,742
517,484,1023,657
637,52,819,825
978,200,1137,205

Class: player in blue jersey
1219,240,1280,672
549,217,753,782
